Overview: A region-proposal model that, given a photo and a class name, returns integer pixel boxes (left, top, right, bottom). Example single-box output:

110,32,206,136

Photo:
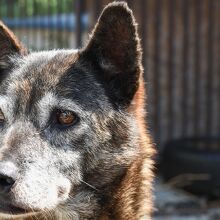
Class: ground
153,178,220,220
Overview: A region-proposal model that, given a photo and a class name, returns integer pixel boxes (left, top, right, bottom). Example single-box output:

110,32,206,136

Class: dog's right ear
0,21,27,81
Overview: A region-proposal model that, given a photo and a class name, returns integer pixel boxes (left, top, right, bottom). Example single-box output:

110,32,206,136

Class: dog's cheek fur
82,113,138,175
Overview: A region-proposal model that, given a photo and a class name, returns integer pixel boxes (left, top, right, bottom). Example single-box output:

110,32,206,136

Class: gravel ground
153,179,220,220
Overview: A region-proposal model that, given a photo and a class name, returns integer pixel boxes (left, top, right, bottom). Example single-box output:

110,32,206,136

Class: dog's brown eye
57,110,77,126
0,110,5,123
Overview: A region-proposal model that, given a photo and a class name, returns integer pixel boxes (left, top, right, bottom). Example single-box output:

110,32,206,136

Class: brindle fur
0,2,154,220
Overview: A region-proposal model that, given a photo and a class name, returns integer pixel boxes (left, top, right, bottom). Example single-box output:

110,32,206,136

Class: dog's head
0,2,143,218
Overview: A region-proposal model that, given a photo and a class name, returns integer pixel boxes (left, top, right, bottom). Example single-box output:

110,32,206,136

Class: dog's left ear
81,2,142,107
0,21,27,81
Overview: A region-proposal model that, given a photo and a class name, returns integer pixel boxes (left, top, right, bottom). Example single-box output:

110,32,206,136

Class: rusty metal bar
194,0,202,135
141,0,147,79
93,0,102,21
153,0,162,145
126,0,132,7
181,0,189,137
167,0,175,139
206,0,214,134
217,1,220,135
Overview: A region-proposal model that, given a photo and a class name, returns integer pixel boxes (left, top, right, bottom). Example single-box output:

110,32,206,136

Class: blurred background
0,0,220,219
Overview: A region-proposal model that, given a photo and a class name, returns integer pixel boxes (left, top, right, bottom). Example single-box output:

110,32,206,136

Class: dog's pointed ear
81,2,142,107
0,21,27,81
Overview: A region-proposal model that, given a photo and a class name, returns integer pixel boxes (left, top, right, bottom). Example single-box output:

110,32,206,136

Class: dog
0,2,154,220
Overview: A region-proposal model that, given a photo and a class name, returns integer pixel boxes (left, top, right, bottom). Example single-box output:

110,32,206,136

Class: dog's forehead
0,50,80,113
6,50,77,96
12,50,78,84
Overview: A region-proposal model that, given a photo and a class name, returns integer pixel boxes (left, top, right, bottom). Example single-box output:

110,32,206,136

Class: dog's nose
0,161,17,194
0,174,15,193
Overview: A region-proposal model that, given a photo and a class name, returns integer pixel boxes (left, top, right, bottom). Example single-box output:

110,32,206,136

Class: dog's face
0,2,142,218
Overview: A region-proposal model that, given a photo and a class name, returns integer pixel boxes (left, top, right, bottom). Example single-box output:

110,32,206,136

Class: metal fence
0,0,219,150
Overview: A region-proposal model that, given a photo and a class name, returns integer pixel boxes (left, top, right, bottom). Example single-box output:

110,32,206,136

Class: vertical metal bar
0,1,4,17
30,0,34,50
93,0,102,21
14,0,19,42
48,0,53,50
56,1,64,48
206,0,214,134
56,0,61,48
65,0,72,48
23,0,30,47
167,0,175,139
7,0,13,18
0,1,2,17
127,0,132,7
4,0,8,19
33,0,37,16
141,0,147,79
182,0,189,137
194,0,202,135
153,0,162,145
60,0,65,48
76,0,84,48
33,0,39,50
45,0,49,49
217,0,220,136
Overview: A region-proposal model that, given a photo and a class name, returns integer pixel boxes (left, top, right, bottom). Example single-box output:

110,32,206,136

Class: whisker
80,180,99,191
